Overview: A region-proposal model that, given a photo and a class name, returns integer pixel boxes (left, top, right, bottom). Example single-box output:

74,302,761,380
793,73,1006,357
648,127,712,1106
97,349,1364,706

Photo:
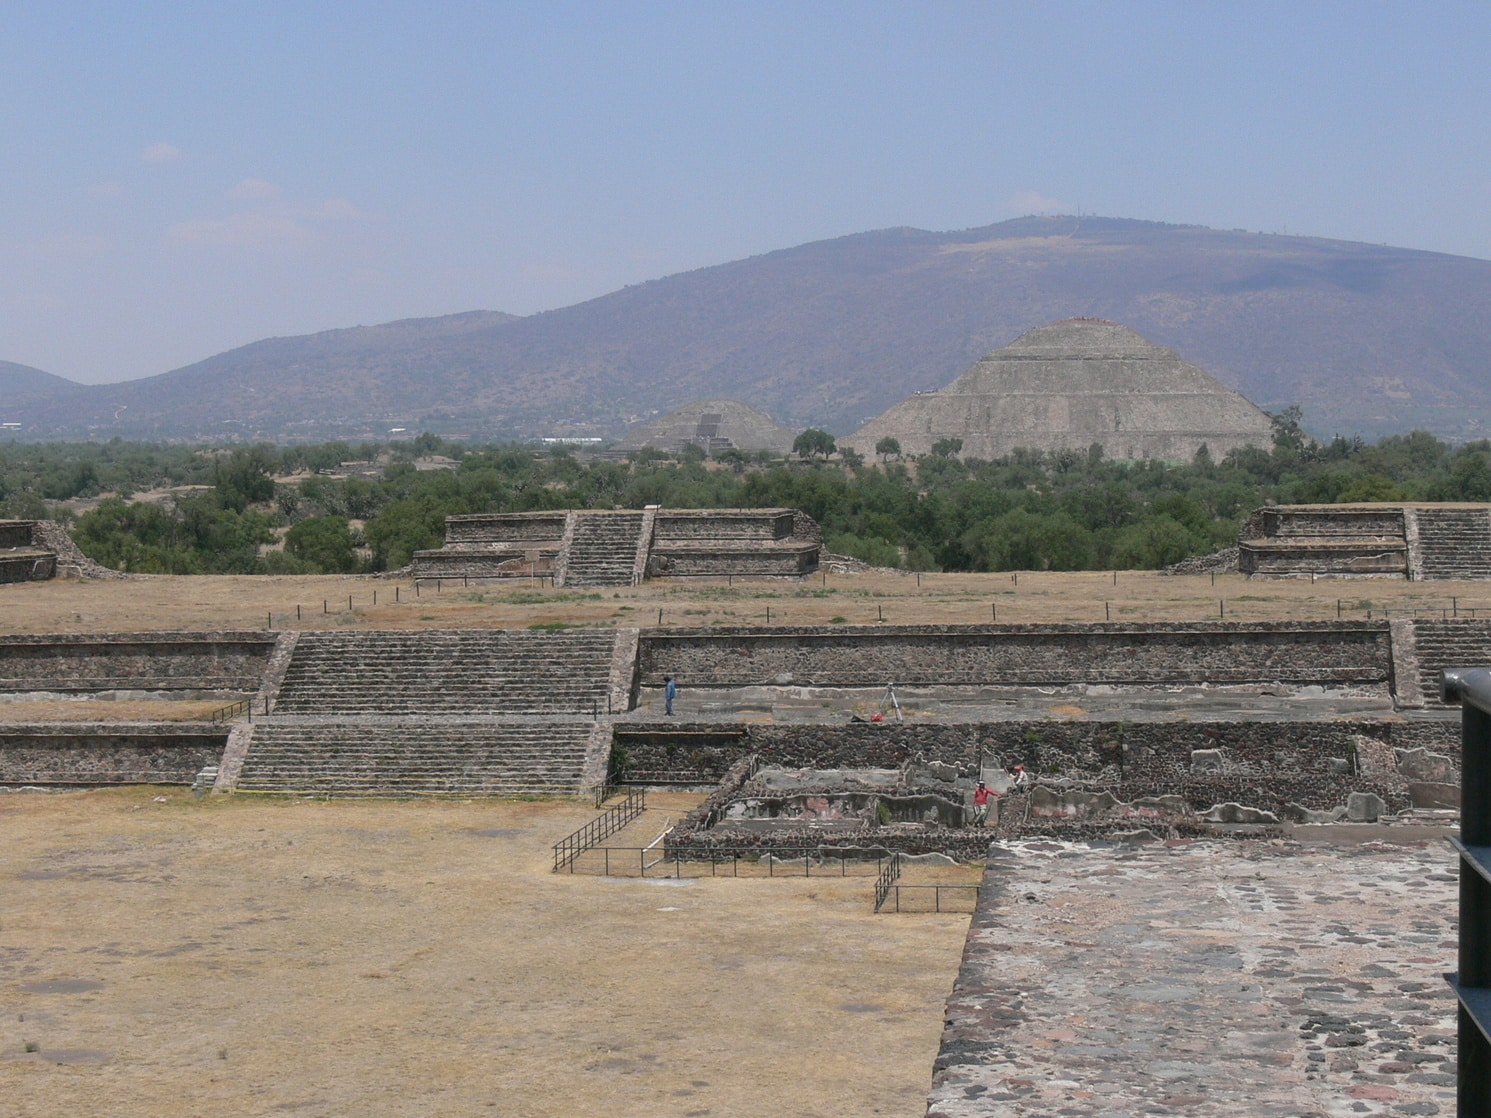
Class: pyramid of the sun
619,399,798,455
841,319,1275,461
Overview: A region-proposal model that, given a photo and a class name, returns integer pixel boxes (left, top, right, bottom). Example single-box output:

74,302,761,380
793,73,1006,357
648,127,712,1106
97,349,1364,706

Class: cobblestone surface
927,836,1459,1117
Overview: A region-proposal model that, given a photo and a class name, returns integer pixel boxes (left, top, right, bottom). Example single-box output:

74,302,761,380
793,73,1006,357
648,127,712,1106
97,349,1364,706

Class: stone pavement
633,682,1403,725
927,835,1459,1117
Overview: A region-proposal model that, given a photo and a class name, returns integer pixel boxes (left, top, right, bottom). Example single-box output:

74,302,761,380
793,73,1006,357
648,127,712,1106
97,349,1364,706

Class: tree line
3,416,1491,576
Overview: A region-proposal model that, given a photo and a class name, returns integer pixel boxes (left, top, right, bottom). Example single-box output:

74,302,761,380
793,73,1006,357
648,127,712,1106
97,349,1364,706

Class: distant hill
0,361,84,416
6,217,1491,442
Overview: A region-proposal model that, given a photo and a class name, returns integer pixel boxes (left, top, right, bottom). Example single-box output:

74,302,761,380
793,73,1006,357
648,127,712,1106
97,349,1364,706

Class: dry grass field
4,566,1490,636
0,789,976,1118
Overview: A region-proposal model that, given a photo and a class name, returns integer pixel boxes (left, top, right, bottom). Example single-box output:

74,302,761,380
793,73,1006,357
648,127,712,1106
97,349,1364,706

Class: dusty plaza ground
5,566,1491,635
0,568,1476,1115
0,790,973,1117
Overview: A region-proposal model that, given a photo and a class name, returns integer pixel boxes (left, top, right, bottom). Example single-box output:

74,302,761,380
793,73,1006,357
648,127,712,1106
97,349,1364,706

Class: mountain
6,217,1491,442
0,361,85,416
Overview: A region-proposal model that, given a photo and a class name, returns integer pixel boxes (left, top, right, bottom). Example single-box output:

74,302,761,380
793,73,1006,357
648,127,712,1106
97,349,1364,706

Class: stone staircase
229,628,623,796
235,719,593,795
1409,619,1491,705
1414,508,1491,580
559,513,647,587
272,629,620,716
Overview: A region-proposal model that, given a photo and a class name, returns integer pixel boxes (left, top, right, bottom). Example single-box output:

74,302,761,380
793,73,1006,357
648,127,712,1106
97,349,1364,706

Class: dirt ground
0,789,976,1118
0,699,227,722
4,567,1490,636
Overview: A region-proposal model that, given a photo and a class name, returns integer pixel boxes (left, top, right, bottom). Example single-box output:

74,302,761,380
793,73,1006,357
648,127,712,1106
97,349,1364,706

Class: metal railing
209,697,254,724
872,852,903,912
562,845,898,880
552,788,647,872
1439,666,1491,1113
874,883,981,914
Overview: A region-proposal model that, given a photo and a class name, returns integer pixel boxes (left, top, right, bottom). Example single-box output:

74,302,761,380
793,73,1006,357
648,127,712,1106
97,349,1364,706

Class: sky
3,1,1490,385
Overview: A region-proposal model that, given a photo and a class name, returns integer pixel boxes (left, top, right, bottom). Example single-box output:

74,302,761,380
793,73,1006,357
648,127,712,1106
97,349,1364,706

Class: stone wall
1238,541,1408,577
653,510,797,540
647,545,819,578
0,632,277,695
0,723,228,784
1254,508,1407,538
0,552,55,584
442,513,567,544
636,622,1392,689
617,717,1459,823
0,521,35,548
410,547,558,580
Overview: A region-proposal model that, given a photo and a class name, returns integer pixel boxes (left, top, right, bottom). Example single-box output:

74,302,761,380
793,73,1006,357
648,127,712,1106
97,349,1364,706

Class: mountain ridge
5,216,1491,442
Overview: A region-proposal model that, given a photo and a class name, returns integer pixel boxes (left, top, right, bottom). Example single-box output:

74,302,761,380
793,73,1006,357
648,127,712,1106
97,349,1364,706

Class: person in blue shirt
664,676,677,716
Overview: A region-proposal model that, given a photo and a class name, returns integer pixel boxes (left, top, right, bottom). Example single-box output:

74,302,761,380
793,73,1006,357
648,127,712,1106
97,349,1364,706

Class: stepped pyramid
619,399,798,455
841,319,1274,462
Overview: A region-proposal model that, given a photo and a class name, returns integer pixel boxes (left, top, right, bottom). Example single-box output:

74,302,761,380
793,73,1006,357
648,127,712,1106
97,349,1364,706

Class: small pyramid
620,399,798,455
842,319,1274,461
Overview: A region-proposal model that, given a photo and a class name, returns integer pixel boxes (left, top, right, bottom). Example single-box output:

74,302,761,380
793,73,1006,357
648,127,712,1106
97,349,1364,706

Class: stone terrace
1239,502,1491,580
637,622,1394,692
926,836,1458,1118
223,628,633,796
234,719,595,795
0,631,276,697
412,507,821,585
272,628,623,716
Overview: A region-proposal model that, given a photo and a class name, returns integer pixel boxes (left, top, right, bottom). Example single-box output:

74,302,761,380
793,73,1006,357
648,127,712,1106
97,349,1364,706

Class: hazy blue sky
4,2,1489,384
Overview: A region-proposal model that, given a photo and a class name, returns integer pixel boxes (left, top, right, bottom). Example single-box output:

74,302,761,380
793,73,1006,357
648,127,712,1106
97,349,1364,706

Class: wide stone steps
273,629,619,715
1411,619,1491,704
236,721,593,794
563,514,645,587
1416,510,1491,579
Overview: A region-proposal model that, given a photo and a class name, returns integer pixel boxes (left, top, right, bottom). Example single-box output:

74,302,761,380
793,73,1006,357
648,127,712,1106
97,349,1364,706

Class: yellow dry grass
2,566,1485,636
0,789,974,1118
0,699,227,722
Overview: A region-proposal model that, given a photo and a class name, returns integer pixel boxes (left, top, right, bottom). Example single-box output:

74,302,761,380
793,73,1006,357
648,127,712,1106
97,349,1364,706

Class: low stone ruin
0,519,126,582
411,507,822,585
1238,502,1491,579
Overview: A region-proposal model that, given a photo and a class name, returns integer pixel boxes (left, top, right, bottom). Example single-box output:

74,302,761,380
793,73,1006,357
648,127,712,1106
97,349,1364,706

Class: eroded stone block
1346,791,1388,822
1190,748,1225,774
1406,781,1460,810
1199,802,1279,824
1394,747,1454,784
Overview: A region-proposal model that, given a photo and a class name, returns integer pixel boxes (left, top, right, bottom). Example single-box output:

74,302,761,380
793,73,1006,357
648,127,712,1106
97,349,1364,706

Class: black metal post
1440,667,1491,1113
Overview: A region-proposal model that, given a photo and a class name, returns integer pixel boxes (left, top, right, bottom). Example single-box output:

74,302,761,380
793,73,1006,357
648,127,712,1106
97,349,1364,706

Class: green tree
875,436,901,461
930,437,964,459
284,516,358,572
967,508,1094,571
792,429,837,461
211,448,276,512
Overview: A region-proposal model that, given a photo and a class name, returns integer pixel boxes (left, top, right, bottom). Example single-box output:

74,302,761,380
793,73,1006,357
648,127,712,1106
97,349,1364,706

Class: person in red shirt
971,781,993,827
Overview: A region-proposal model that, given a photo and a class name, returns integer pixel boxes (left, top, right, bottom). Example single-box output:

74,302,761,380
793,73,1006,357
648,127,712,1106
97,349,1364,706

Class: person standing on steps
971,781,992,827
664,676,677,716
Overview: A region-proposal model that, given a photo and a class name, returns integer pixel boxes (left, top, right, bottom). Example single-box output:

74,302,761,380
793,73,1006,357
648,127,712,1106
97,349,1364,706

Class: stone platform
411,507,822,585
927,835,1458,1117
1239,503,1491,580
